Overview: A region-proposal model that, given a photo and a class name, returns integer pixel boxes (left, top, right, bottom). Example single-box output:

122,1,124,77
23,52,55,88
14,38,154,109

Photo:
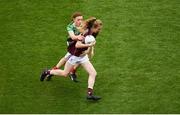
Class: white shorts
67,54,89,65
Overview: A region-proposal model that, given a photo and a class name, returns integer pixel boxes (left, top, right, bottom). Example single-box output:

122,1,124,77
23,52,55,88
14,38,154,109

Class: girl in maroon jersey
51,18,103,82
69,19,103,81
40,18,102,100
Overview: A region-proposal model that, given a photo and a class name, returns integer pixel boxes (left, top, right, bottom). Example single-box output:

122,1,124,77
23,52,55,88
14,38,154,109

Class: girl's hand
89,41,96,47
77,35,84,40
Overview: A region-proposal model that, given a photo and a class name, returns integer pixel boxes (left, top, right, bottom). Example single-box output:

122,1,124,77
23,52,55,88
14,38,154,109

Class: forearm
88,47,94,58
75,41,90,48
87,47,92,54
70,35,79,40
68,31,83,41
79,47,91,57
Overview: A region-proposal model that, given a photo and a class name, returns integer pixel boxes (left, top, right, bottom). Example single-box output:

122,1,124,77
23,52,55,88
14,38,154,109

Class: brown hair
79,17,96,33
71,12,83,20
79,17,102,33
92,19,103,29
86,17,97,29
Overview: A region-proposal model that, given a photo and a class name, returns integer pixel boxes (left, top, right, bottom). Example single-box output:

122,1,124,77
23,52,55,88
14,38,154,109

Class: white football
85,35,95,44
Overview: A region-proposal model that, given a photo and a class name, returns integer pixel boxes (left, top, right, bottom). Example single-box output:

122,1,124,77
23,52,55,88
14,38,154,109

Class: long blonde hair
78,17,97,34
79,18,103,58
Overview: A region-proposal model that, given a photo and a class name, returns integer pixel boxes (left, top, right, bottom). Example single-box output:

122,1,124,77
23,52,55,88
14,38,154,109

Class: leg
55,57,67,69
55,52,71,69
70,64,79,74
40,62,73,81
73,64,80,72
81,61,97,89
69,64,80,82
48,53,72,81
50,61,73,77
46,57,67,81
81,61,101,100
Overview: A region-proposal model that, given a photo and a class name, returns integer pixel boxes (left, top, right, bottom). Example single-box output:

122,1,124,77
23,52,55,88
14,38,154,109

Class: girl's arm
80,46,94,58
75,41,96,48
80,47,91,56
88,46,94,58
68,31,84,40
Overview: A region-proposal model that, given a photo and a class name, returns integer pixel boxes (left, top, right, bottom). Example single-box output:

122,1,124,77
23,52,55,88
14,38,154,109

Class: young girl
69,18,103,81
53,12,84,71
40,18,102,100
50,18,103,82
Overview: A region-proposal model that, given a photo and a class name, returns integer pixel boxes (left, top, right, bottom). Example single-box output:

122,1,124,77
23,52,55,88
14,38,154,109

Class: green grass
0,0,180,113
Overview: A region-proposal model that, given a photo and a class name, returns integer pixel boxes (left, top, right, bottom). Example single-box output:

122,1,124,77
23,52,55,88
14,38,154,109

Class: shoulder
67,22,73,27
67,22,75,30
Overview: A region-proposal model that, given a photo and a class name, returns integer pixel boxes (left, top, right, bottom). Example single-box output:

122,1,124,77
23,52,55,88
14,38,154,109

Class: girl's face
92,25,102,33
73,16,83,27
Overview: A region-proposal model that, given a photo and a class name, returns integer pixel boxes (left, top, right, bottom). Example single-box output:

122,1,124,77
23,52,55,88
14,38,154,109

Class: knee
90,70,97,78
62,72,69,77
94,71,97,77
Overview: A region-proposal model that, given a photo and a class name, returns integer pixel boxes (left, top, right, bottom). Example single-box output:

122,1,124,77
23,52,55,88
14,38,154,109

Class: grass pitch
0,0,179,113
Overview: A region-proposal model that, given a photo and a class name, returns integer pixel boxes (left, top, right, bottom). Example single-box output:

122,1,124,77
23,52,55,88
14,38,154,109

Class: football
85,35,96,44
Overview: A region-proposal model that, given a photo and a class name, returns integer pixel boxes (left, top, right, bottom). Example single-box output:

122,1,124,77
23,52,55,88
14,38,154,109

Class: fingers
78,35,84,40
90,41,96,46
